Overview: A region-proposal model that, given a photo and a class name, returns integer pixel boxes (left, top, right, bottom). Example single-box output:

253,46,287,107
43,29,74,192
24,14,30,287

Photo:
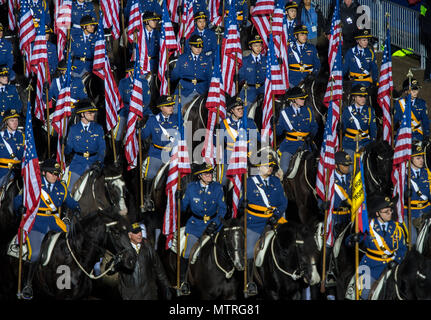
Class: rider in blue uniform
184,11,217,62
117,60,152,143
0,109,24,189
220,0,248,28
218,97,260,185
394,78,430,143
0,65,22,123
48,59,88,107
71,0,97,29
141,11,161,74
242,151,288,295
287,24,320,87
341,85,377,160
64,99,106,192
178,162,227,295
171,34,212,109
405,142,431,246
343,29,378,88
346,195,407,300
238,34,267,109
29,0,51,28
70,15,97,76
140,95,178,211
285,1,299,44
45,25,58,77
15,158,80,300
276,86,318,176
0,23,15,81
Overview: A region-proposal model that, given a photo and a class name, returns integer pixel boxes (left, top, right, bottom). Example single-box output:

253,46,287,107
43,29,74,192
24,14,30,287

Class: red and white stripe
221,20,242,97
8,0,16,31
100,0,120,39
55,0,72,61
272,2,289,90
252,0,274,15
178,0,194,41
167,0,179,23
127,0,141,43
208,0,222,27
262,73,273,145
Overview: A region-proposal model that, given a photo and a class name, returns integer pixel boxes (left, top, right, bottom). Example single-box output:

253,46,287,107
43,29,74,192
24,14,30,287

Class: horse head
102,163,128,216
275,222,321,286
219,218,245,272
363,140,394,195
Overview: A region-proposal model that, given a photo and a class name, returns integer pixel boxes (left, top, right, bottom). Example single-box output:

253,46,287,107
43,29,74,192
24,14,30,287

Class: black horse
0,171,22,246
7,210,136,300
365,250,431,300
254,221,321,300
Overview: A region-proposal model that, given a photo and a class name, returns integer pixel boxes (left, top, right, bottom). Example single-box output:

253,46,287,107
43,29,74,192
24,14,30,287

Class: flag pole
406,69,413,250
120,0,127,67
320,81,334,293
44,60,51,157
17,83,33,300
176,85,182,292
354,135,360,300
385,13,394,149
215,39,222,182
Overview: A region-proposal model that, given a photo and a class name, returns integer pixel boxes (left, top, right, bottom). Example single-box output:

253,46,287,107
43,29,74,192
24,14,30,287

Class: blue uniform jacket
184,28,217,61
238,53,267,104
220,0,248,27
341,104,377,151
244,175,288,234
181,180,227,238
276,104,318,154
355,219,407,283
142,28,160,73
48,74,88,104
332,172,352,225
70,29,96,74
171,52,212,97
47,41,58,76
288,42,320,87
0,129,25,180
0,85,22,122
29,0,51,27
219,116,260,164
71,0,97,28
343,46,378,87
394,97,430,142
118,75,152,117
141,113,179,160
65,122,106,177
405,167,431,219
285,19,298,44
0,38,15,79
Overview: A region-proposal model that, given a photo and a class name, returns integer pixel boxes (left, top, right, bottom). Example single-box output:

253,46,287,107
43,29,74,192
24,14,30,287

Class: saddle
254,229,276,268
345,269,392,300
285,150,306,180
416,217,431,254
169,227,211,264
69,169,93,201
7,235,29,261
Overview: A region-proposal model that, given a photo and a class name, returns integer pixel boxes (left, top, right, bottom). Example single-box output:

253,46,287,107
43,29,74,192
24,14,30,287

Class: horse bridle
270,230,307,281
213,226,242,279
103,174,126,208
65,221,130,280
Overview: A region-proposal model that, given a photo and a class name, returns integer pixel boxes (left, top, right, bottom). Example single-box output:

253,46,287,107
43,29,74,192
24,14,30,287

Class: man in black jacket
118,222,173,300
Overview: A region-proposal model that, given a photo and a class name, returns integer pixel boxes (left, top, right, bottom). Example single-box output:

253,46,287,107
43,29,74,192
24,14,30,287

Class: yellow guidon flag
350,152,368,231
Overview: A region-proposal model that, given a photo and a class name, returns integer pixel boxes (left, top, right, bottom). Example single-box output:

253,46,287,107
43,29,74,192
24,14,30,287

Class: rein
270,232,304,281
213,227,241,279
393,264,406,300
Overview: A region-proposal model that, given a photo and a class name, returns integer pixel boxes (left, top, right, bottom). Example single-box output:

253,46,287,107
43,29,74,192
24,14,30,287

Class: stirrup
177,282,190,296
21,285,33,300
245,282,258,297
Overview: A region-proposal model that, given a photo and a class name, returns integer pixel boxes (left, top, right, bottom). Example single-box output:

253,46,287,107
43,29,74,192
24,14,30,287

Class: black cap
251,150,278,168
293,24,308,35
75,99,98,114
41,158,61,175
412,141,425,157
351,85,369,96
402,78,421,91
189,34,204,48
3,109,20,122
0,64,9,76
285,1,298,10
80,15,97,27
248,34,263,46
157,95,176,108
288,86,308,100
227,96,244,111
194,11,207,20
125,60,135,73
335,151,353,166
193,162,214,175
355,28,372,39
129,222,142,234
368,195,393,214
142,11,160,22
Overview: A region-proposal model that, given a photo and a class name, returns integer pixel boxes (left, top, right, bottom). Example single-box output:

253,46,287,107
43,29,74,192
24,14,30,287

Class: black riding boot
245,259,258,297
178,258,190,296
143,179,154,212
21,261,39,300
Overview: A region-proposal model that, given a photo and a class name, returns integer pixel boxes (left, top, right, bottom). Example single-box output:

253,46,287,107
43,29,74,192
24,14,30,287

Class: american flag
127,0,141,44
51,52,72,171
226,111,248,218
124,54,144,170
272,0,289,90
268,32,284,95
221,6,242,97
93,13,123,132
167,0,179,24
19,99,42,243
100,0,120,39
178,0,194,43
19,0,36,77
391,94,412,224
158,1,178,95
32,10,49,122
55,0,72,61
327,0,342,74
262,35,274,145
250,0,274,48
202,44,226,165
163,95,191,249
208,0,222,27
377,26,393,145
8,0,16,31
